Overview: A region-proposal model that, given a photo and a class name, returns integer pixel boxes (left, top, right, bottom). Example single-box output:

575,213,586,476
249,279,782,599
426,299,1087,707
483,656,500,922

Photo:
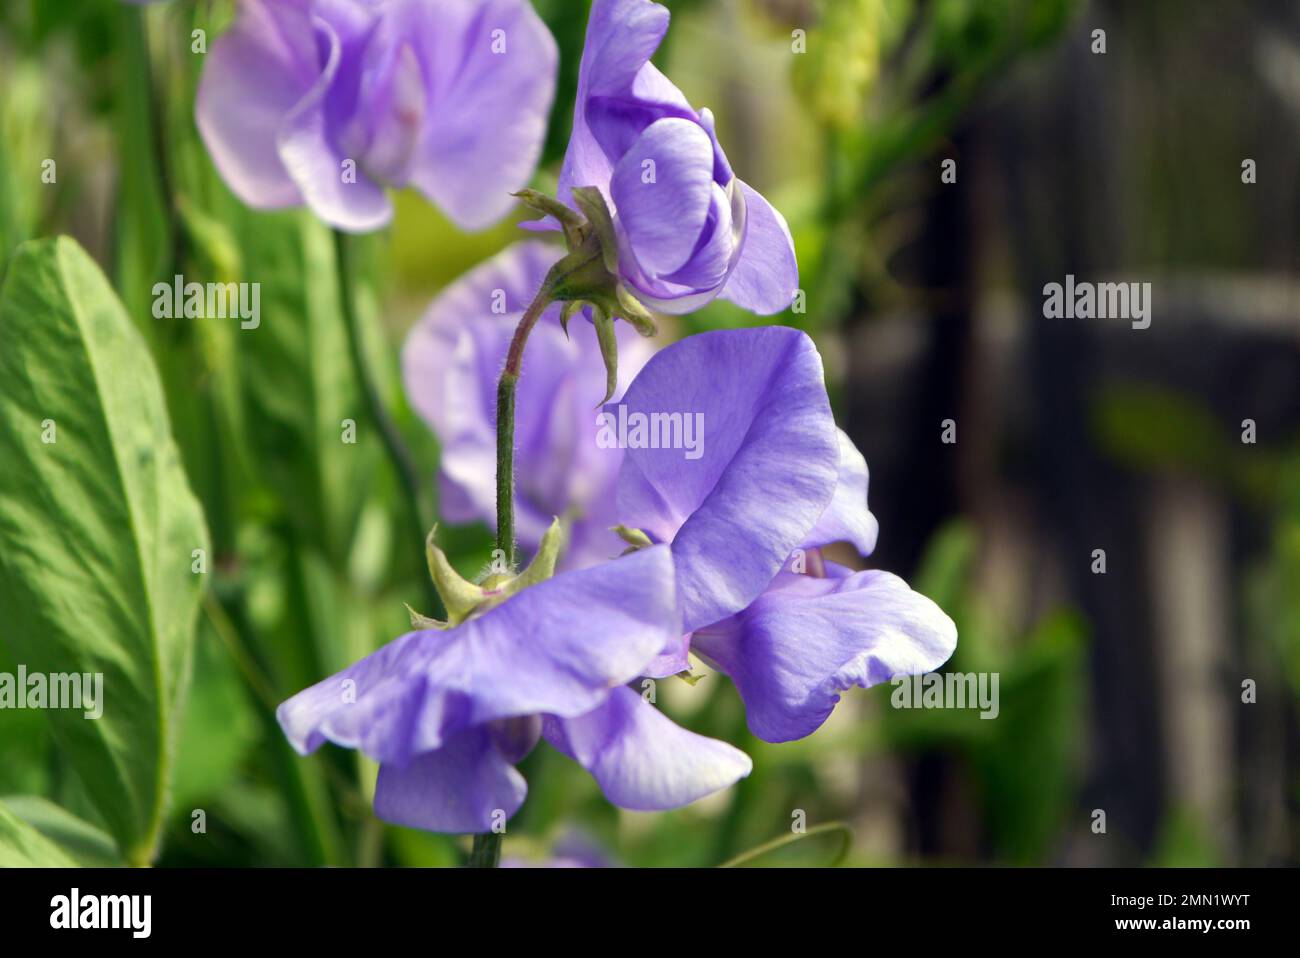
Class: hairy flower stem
333,231,440,615
464,267,568,869
493,272,560,569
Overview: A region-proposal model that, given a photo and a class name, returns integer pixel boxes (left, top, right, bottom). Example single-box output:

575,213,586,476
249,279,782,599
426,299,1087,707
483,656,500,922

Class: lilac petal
195,0,317,209
695,106,734,190
554,0,671,207
353,37,427,185
276,12,392,232
584,62,696,166
692,570,958,742
584,0,671,97
613,327,840,631
802,429,880,556
406,0,558,230
610,118,715,278
720,181,799,314
612,175,745,315
277,544,679,764
641,632,691,679
543,686,751,810
373,727,526,833
660,182,735,293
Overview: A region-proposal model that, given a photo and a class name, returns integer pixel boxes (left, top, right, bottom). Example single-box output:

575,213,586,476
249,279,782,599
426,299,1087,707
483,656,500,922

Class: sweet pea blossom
277,542,751,832
609,326,958,741
402,240,654,568
196,0,557,232
540,0,799,315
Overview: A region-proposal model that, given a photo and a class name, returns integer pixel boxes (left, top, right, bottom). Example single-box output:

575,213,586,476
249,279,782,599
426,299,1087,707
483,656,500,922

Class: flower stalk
468,832,503,869
472,187,661,866
494,272,559,568
469,261,559,870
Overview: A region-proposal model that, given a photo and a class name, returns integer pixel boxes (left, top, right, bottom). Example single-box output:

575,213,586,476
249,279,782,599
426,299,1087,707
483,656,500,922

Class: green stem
464,273,559,868
494,374,517,567
333,230,439,613
468,832,503,868
717,822,853,868
492,274,559,569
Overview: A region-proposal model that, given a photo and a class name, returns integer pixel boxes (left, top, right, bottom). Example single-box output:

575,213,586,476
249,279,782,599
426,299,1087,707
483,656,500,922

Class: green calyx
514,187,660,405
408,520,565,629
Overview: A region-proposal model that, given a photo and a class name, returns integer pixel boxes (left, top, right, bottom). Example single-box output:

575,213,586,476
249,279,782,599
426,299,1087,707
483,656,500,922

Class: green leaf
1,796,120,867
0,237,209,866
232,210,370,567
0,799,79,867
113,3,174,334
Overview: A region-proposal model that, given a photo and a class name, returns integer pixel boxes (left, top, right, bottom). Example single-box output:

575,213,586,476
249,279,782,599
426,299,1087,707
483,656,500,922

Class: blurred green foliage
2,0,1287,870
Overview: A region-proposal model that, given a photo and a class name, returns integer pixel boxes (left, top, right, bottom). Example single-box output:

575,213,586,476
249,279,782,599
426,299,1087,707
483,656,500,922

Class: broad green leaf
0,237,209,866
0,799,78,867
1,796,119,867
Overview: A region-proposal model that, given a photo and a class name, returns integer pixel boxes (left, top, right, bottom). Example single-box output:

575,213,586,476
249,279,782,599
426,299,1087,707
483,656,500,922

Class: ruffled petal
373,726,526,833
641,632,691,679
610,118,715,278
692,570,957,742
720,181,799,314
277,544,680,764
543,686,751,810
613,327,840,630
582,0,672,97
802,429,879,556
195,0,318,209
405,0,558,229
275,10,393,231
199,0,555,232
660,182,736,293
555,0,671,207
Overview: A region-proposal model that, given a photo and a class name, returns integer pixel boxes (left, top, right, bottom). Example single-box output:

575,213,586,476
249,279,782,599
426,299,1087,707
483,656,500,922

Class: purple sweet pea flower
540,0,798,315
402,240,654,568
196,0,557,232
608,326,957,742
277,544,750,832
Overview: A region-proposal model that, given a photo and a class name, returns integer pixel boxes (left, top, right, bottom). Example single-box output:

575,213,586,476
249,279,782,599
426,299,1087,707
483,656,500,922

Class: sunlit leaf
0,237,209,865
